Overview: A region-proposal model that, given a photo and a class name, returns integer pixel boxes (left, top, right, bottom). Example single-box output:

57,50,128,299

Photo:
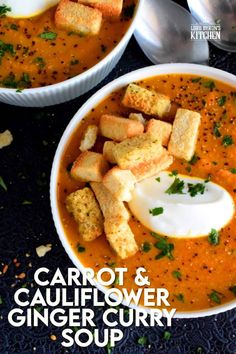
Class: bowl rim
0,0,143,95
50,63,236,318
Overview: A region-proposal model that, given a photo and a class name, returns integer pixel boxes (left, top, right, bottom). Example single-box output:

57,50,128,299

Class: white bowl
0,0,143,107
50,63,236,318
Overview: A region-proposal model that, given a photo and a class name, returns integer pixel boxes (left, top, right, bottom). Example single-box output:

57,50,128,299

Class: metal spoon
134,0,209,64
187,0,236,52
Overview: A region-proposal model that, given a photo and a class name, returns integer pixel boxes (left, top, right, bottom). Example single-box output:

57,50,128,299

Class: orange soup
57,74,236,312
0,1,136,88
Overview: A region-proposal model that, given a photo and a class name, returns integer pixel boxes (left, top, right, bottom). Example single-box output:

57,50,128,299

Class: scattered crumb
50,335,57,341
25,253,30,257
15,272,26,279
36,244,52,257
0,130,13,149
2,264,8,274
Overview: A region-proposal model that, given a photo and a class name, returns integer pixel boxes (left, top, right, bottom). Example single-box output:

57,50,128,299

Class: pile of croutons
55,0,124,36
66,83,201,259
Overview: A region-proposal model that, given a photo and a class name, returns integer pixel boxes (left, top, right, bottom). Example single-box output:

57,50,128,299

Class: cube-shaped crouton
55,0,102,36
103,141,117,163
103,167,136,202
104,217,138,259
78,0,123,17
66,187,104,241
100,114,144,141
122,83,171,117
168,108,201,161
112,133,163,170
71,151,109,182
129,113,146,125
90,182,130,220
146,119,172,146
131,150,173,181
80,125,98,152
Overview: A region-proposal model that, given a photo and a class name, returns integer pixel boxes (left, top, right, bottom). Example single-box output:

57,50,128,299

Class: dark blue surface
0,1,236,353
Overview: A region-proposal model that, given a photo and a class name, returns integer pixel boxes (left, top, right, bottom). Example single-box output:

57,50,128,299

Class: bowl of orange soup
50,63,236,317
0,0,142,107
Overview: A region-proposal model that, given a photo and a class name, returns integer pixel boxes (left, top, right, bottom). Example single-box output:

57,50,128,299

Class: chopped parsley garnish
213,122,221,137
175,293,184,302
0,40,15,63
202,80,215,90
39,31,57,40
33,57,46,69
77,244,86,253
230,168,236,174
141,242,152,253
0,5,11,17
229,285,236,296
218,96,227,106
165,177,185,195
169,170,178,177
191,77,201,83
189,153,200,165
149,207,164,216
107,261,116,267
18,73,31,88
0,176,7,191
222,135,233,147
137,336,148,346
155,177,161,182
106,341,114,354
187,183,205,197
163,331,171,340
152,233,174,260
113,275,120,285
10,23,18,31
172,270,182,281
208,289,223,304
70,59,79,65
208,228,219,245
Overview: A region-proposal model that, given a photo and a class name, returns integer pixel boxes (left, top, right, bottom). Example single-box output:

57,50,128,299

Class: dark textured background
1,0,236,353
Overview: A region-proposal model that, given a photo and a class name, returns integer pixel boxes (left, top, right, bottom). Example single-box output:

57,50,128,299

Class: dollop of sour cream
128,171,235,238
0,0,59,18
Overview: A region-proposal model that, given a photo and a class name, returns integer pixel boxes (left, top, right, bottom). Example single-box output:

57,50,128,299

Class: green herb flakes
163,331,171,340
77,244,86,253
189,153,200,165
169,170,178,177
229,285,236,296
155,177,161,182
188,183,205,197
202,80,215,90
191,77,201,83
208,229,219,245
106,341,113,354
222,135,233,147
172,270,182,281
153,234,174,260
0,5,11,17
39,32,57,40
165,177,185,195
70,59,79,65
149,207,164,216
208,289,223,304
217,96,227,106
175,293,184,302
230,168,236,174
137,336,148,346
213,122,221,137
0,176,7,191
33,57,46,69
141,242,152,253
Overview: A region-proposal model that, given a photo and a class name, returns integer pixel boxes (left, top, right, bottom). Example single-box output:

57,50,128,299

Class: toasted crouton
122,83,171,117
90,182,130,220
80,125,98,152
0,130,13,149
103,167,136,202
131,150,173,181
78,0,123,17
103,141,117,163
112,133,163,170
55,0,102,36
129,113,146,125
146,119,172,146
168,108,201,161
100,114,144,141
71,151,109,182
104,217,138,259
66,187,104,241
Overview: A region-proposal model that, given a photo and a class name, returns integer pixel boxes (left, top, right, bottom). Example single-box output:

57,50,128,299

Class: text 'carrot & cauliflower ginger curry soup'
57,74,236,312
0,0,136,88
